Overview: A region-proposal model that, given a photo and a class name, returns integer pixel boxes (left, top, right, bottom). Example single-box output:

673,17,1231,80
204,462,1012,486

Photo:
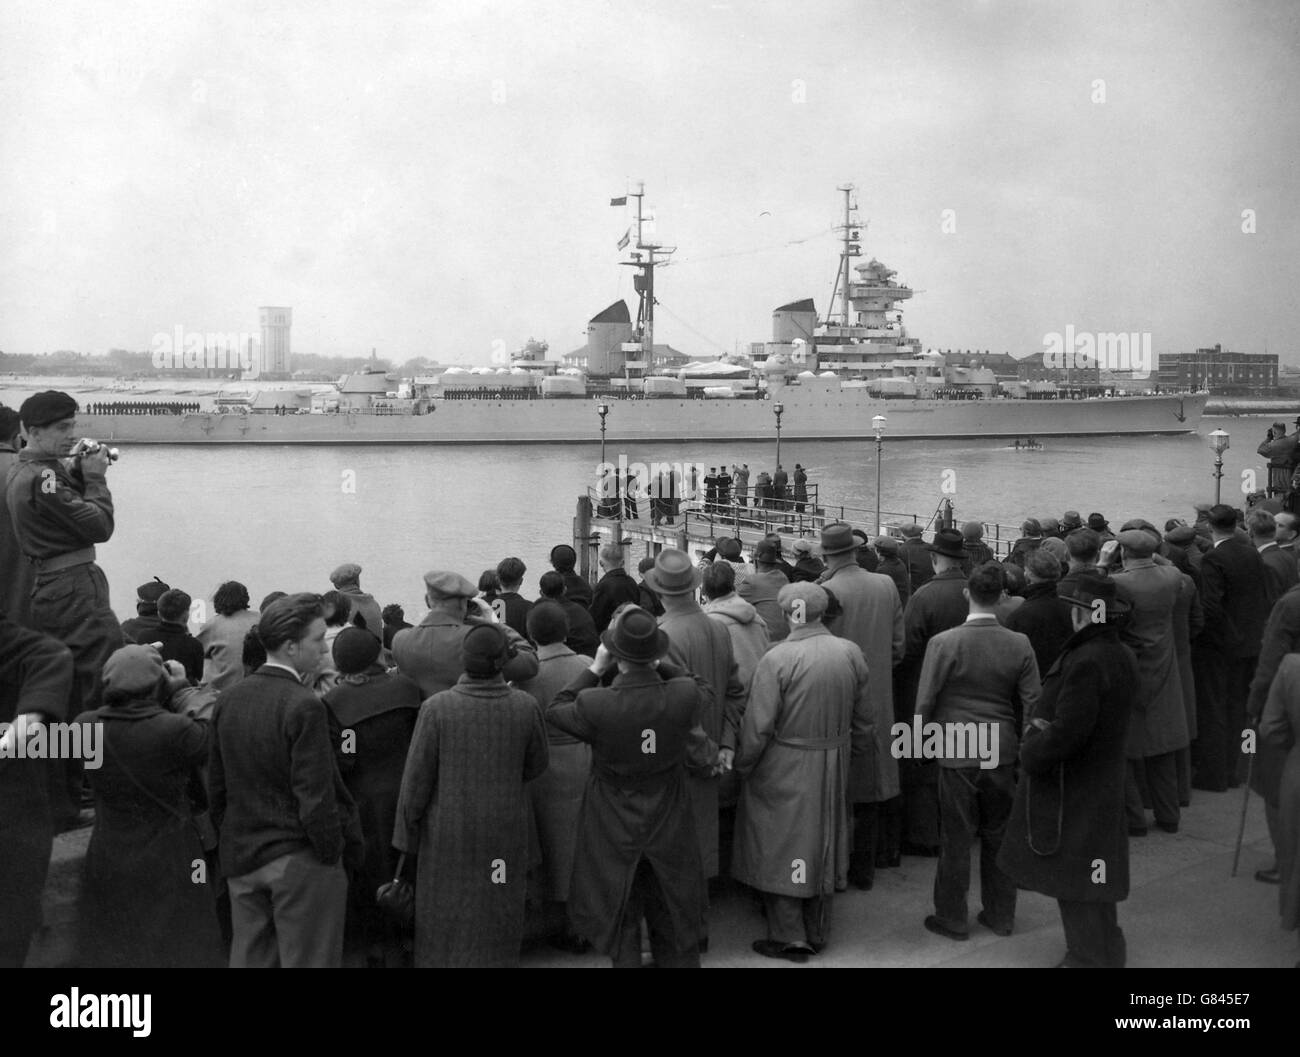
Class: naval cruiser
63,185,1206,445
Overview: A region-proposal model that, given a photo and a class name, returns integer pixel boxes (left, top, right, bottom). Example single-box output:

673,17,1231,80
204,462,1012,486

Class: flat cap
1117,528,1158,557
102,644,166,695
792,539,814,555
423,570,477,599
19,390,78,429
136,577,170,604
900,523,923,539
873,535,901,555
330,562,362,585
1165,524,1196,545
778,581,829,621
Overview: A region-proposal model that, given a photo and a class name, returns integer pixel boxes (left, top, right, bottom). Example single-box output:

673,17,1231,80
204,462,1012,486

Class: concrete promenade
28,780,1294,969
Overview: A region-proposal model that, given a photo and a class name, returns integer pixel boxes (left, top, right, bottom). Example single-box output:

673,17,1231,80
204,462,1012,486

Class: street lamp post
597,402,611,518
773,401,784,470
1209,428,1229,506
873,414,887,534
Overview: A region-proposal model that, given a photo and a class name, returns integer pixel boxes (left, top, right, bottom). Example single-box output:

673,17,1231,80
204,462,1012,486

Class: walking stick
1230,750,1255,878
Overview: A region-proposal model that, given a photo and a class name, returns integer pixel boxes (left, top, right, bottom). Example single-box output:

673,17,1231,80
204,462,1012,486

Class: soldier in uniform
0,405,35,628
5,391,125,826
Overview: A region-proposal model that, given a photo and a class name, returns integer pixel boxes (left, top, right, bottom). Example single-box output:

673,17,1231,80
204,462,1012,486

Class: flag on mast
609,196,627,206
616,228,630,250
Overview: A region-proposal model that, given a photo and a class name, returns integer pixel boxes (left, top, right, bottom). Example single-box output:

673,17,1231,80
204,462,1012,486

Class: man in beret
329,562,384,643
5,390,124,828
120,577,170,644
1111,529,1193,834
392,570,538,697
732,582,873,962
0,404,34,628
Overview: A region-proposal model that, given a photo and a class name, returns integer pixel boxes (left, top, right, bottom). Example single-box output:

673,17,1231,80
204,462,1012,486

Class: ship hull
78,392,1207,444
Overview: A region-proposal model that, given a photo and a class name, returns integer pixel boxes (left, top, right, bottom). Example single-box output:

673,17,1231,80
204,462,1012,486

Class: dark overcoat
1260,655,1300,929
393,675,548,967
323,671,423,912
546,664,712,956
75,697,223,967
0,617,72,965
998,623,1138,903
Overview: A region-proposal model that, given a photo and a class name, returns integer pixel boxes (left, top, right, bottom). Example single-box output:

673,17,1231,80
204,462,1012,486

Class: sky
2,0,1297,364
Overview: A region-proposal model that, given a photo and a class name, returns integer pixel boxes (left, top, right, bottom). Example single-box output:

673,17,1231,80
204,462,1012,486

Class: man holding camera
5,391,124,826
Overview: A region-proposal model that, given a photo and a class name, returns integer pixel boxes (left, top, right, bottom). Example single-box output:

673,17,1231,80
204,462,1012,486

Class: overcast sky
2,0,1296,364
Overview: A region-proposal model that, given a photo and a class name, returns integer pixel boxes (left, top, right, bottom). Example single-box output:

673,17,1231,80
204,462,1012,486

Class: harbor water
86,414,1280,624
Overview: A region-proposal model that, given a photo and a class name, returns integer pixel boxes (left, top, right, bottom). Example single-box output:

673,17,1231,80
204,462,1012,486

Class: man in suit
1195,504,1271,791
895,528,971,860
1275,511,1299,558
209,593,363,968
997,570,1138,968
392,571,537,697
547,605,717,968
1248,509,1298,604
915,563,1040,941
493,556,534,636
818,522,904,887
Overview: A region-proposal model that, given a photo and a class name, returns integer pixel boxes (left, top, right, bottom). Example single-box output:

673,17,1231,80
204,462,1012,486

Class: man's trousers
1125,752,1180,830
227,849,347,968
612,858,700,968
763,891,830,950
934,765,1017,934
1057,900,1126,967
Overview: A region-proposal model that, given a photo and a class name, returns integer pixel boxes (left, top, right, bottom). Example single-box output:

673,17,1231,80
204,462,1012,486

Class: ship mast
622,182,674,371
828,184,862,328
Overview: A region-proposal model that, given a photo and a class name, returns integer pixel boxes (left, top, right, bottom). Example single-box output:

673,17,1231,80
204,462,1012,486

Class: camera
72,438,120,463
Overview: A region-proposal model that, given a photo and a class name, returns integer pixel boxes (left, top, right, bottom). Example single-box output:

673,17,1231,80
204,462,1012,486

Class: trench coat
196,609,259,691
75,697,223,967
658,606,743,875
393,675,548,967
997,622,1139,902
1260,654,1300,929
731,624,873,896
820,563,904,802
1112,559,1190,758
546,663,712,955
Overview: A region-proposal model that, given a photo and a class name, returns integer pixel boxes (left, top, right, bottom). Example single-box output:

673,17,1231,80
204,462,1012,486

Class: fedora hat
927,528,966,559
820,522,859,556
644,548,700,596
602,605,670,663
1059,569,1131,622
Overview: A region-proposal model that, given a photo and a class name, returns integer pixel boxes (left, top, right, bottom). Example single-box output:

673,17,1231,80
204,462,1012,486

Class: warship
57,185,1205,445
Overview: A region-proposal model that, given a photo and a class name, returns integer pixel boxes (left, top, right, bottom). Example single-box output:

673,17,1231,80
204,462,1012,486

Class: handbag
376,854,415,926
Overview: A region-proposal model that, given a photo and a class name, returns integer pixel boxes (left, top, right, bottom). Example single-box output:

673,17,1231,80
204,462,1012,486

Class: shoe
752,939,810,964
1255,868,1280,885
1155,820,1178,834
977,910,1012,937
923,915,969,941
1128,826,1148,837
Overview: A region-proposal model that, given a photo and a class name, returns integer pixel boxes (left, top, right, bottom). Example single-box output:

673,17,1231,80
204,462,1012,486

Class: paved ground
29,784,1297,969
